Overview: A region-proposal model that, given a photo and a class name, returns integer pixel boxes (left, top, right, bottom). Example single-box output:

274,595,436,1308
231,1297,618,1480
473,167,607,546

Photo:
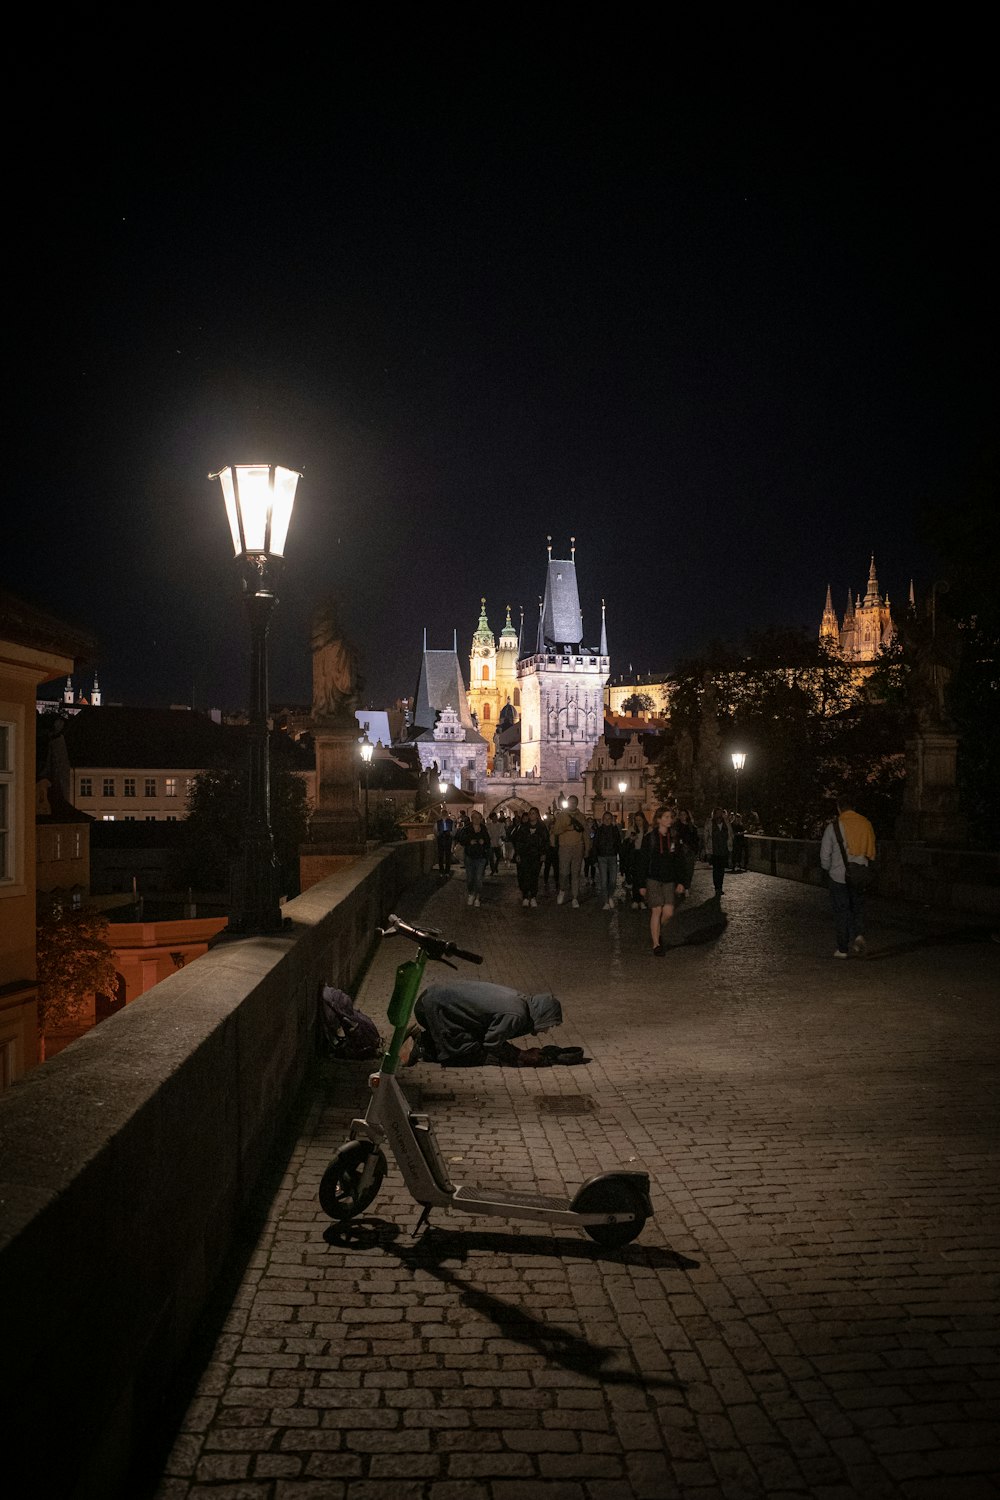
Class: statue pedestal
896,731,967,846
303,725,365,859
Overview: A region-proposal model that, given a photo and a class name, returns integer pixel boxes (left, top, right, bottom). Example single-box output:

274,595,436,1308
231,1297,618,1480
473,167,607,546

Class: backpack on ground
319,986,384,1060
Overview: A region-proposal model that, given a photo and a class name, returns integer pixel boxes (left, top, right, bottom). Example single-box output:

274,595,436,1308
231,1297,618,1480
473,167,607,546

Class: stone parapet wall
746,835,1000,918
0,839,433,1500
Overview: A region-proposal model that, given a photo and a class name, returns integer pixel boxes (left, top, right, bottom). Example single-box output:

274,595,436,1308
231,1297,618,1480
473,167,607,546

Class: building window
144,777,156,797
513,689,520,707
74,831,82,858
0,723,13,883
124,777,136,797
123,816,135,822
102,815,116,821
567,758,579,780
54,832,62,860
482,665,490,682
103,777,115,797
145,816,157,822
79,777,93,797
165,778,177,797
482,703,490,720
166,815,177,822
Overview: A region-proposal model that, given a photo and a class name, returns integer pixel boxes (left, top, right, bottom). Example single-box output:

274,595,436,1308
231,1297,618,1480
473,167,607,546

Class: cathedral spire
600,598,608,656
472,598,494,650
864,554,881,606
820,584,839,645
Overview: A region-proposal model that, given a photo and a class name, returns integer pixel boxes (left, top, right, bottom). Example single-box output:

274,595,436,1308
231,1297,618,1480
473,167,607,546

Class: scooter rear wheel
319,1140,387,1220
575,1176,649,1248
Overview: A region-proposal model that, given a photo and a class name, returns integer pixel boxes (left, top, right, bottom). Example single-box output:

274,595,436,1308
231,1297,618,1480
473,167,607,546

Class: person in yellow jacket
551,795,588,907
819,795,876,957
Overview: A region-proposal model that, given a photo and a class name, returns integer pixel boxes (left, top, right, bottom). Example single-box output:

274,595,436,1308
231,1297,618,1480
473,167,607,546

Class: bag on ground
319,986,383,1059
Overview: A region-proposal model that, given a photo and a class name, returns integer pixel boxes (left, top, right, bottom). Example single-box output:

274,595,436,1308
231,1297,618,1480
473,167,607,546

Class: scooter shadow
323,1218,690,1390
324,1216,698,1271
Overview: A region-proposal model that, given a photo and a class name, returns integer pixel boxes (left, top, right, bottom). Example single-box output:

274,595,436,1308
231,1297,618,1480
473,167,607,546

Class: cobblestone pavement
155,865,1000,1499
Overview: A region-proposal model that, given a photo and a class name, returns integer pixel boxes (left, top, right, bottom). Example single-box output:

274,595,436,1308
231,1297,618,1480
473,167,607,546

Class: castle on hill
819,556,904,662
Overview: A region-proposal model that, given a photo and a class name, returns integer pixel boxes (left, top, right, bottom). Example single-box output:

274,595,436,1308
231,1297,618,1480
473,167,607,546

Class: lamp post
359,727,373,840
618,779,627,824
731,751,746,814
211,462,300,934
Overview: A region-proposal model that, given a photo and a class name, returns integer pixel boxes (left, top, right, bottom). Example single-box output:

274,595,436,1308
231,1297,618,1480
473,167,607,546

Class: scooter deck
453,1185,570,1212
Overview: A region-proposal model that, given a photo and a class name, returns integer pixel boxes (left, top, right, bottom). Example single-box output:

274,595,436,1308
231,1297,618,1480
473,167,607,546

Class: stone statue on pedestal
311,600,362,728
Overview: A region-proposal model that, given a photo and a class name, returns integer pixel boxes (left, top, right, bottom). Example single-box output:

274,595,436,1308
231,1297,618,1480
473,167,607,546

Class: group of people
435,791,879,962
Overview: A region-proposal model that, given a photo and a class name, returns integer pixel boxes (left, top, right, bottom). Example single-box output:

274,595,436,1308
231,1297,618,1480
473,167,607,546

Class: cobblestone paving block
152,868,1000,1498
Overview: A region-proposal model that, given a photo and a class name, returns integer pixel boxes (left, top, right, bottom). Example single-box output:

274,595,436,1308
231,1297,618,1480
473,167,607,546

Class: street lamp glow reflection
212,463,301,559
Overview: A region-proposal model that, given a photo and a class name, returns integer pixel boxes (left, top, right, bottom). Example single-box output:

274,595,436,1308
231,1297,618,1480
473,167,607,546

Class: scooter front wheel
319,1140,387,1220
573,1174,650,1248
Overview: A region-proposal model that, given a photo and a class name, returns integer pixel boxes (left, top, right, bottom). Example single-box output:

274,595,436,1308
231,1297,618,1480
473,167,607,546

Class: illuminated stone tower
518,538,609,784
467,599,500,765
495,604,519,724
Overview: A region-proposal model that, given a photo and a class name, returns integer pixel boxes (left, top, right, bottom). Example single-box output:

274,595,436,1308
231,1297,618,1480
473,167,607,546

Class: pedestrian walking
628,811,649,908
820,795,876,957
730,812,747,872
455,810,491,906
705,808,731,896
593,811,622,910
435,811,455,875
676,809,699,896
636,806,687,955
551,795,588,907
486,812,504,875
512,806,549,906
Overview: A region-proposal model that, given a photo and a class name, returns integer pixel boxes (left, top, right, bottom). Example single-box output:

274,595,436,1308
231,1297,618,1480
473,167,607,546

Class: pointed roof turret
820,584,839,643
600,598,608,656
540,544,583,649
499,603,518,650
844,590,855,621
63,675,74,704
472,597,494,650
535,595,545,655
517,605,525,657
864,555,881,607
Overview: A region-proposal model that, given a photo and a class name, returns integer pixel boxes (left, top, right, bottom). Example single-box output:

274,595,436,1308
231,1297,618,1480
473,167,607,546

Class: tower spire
536,594,545,654
571,535,576,562
546,534,552,561
600,597,608,657
864,554,880,606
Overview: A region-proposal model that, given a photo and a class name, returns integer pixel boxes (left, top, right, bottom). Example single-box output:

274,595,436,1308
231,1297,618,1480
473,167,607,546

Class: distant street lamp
439,778,449,796
359,727,374,840
211,462,301,934
731,751,746,814
618,779,627,822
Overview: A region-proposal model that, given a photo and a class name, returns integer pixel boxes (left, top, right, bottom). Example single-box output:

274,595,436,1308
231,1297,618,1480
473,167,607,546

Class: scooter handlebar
382,915,483,965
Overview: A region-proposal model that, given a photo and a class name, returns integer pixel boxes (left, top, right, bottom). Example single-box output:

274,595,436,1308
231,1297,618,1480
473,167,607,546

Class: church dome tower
496,603,519,725
467,599,501,765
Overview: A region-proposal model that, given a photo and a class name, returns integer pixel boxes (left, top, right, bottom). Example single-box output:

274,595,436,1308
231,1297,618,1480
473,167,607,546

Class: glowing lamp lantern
359,729,374,840
618,778,628,820
215,463,301,562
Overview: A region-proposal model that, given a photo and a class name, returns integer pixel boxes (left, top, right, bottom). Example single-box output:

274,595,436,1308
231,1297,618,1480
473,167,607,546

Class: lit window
165,778,177,797
124,777,136,797
145,778,156,797
102,815,116,821
103,778,115,797
79,777,93,797
482,665,490,681
483,703,490,720
74,831,82,858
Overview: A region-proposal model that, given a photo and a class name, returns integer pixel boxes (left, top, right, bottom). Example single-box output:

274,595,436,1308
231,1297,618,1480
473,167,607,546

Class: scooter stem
381,951,428,1074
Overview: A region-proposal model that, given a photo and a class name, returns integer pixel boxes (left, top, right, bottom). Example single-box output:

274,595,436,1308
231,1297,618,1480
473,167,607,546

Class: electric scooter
319,913,653,1247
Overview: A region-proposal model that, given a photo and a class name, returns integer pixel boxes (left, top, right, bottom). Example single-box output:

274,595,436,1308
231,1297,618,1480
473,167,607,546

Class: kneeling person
409,981,561,1066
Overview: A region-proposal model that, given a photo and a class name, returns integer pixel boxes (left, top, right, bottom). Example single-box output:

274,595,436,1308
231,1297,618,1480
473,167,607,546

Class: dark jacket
593,823,621,857
636,826,685,886
455,823,491,861
513,820,550,863
414,981,562,1065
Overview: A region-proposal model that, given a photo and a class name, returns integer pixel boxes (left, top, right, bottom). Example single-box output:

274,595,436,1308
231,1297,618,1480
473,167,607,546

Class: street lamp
618,779,627,823
731,751,746,814
359,727,374,841
211,462,301,934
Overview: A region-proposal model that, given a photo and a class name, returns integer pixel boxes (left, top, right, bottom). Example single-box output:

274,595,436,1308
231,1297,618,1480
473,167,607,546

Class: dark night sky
10,32,995,712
